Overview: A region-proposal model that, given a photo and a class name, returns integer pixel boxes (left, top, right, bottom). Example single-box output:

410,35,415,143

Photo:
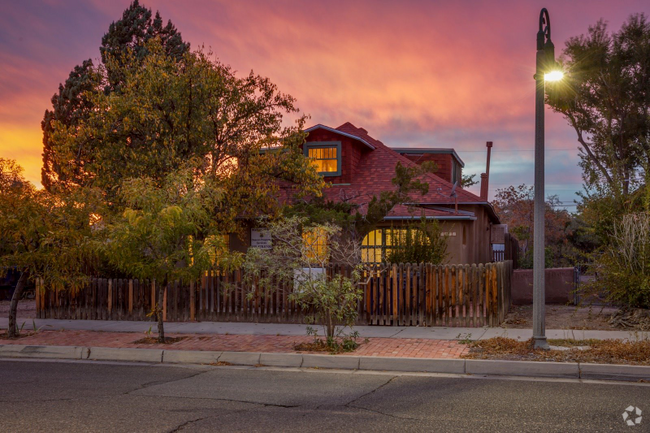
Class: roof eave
305,124,376,150
404,201,501,224
389,147,465,168
383,215,477,221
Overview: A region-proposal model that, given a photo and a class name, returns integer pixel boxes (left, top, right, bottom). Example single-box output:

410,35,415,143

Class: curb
2,344,650,381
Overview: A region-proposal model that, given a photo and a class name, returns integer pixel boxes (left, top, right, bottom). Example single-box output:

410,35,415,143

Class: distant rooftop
388,147,465,168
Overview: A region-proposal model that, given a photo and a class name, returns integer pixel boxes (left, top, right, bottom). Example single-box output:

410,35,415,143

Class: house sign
251,228,272,249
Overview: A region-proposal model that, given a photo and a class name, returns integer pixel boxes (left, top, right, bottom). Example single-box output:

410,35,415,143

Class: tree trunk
8,269,29,338
326,313,335,339
157,285,165,343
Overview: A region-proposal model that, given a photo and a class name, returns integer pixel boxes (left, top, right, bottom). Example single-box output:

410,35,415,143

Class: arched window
361,228,411,263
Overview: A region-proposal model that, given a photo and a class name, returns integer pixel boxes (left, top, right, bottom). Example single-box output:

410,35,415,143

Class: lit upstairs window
305,142,341,176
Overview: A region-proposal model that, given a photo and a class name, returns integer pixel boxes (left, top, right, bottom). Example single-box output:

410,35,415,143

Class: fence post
487,265,493,327
107,280,113,317
492,264,497,326
392,264,398,322
35,278,40,316
190,280,196,321
128,280,134,315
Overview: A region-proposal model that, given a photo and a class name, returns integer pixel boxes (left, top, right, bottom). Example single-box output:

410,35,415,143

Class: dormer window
305,141,341,176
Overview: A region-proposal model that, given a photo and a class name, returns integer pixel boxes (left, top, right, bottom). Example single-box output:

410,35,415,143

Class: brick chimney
480,141,493,200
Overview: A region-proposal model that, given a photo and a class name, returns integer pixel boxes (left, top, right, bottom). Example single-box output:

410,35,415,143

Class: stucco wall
511,268,576,305
438,220,467,264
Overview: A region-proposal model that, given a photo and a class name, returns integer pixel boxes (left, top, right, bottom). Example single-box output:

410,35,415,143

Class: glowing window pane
308,146,338,173
302,227,328,263
361,229,384,264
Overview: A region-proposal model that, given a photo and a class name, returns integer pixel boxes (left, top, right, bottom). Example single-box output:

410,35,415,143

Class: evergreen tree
41,1,189,191
41,60,97,190
100,0,189,91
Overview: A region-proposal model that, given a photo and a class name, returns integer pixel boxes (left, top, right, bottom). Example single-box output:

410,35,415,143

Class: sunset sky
2,0,649,207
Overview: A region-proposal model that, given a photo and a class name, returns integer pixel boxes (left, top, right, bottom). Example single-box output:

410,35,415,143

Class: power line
460,148,578,153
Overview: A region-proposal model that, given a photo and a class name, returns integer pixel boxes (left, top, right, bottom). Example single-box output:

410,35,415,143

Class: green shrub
385,217,448,264
588,212,650,308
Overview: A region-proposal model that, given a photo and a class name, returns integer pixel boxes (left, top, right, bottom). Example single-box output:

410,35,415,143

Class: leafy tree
0,159,98,338
493,184,572,268
243,216,365,342
385,217,448,265
461,173,479,188
101,169,240,342
547,14,650,205
47,39,324,230
41,0,189,191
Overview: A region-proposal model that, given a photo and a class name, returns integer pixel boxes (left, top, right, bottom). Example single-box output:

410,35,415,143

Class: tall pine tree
41,0,189,191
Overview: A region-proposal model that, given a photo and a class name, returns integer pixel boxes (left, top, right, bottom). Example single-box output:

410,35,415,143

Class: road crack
134,393,299,408
344,375,397,407
126,369,211,395
342,376,424,420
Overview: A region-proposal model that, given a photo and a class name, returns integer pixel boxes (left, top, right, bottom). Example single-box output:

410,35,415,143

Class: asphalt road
1,360,649,432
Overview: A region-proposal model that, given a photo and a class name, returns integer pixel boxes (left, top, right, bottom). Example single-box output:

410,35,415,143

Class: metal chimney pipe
480,141,493,200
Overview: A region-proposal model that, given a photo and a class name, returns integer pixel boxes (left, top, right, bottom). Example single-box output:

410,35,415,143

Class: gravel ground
502,304,620,330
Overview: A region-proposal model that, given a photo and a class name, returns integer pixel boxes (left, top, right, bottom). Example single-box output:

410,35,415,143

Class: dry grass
294,340,331,353
548,338,601,347
464,337,650,365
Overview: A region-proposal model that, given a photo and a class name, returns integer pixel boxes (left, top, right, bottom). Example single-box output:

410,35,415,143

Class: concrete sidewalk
1,317,647,341
3,317,650,382
2,343,650,382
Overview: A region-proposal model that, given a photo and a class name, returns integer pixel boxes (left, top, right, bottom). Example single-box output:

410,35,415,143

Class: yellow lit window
362,228,427,263
361,229,383,263
302,227,328,263
308,147,338,173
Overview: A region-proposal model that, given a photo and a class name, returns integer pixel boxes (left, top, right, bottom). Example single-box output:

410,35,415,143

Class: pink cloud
1,0,648,203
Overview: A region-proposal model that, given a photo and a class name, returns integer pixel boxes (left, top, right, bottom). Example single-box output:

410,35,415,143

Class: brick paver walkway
0,330,468,359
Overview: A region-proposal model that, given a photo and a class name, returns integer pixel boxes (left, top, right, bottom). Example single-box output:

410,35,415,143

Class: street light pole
533,8,561,350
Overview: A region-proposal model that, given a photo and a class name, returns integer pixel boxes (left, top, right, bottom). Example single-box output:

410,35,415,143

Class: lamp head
537,8,564,82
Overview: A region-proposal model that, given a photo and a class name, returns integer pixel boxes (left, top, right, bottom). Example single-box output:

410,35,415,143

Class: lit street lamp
533,8,563,350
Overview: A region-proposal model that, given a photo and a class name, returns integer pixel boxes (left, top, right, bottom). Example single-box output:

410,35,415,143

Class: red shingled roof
313,122,496,220
277,122,499,223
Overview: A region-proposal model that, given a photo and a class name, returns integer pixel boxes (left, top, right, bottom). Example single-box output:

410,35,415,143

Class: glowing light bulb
544,70,564,82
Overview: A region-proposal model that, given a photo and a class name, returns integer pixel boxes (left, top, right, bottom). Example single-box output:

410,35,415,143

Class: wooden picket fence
364,261,512,327
36,261,512,327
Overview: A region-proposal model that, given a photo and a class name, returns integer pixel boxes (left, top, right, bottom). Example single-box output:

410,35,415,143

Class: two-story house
231,122,500,264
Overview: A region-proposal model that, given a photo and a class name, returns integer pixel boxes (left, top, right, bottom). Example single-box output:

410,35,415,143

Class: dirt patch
502,304,620,330
132,336,187,345
294,340,331,353
0,330,40,340
463,336,650,365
